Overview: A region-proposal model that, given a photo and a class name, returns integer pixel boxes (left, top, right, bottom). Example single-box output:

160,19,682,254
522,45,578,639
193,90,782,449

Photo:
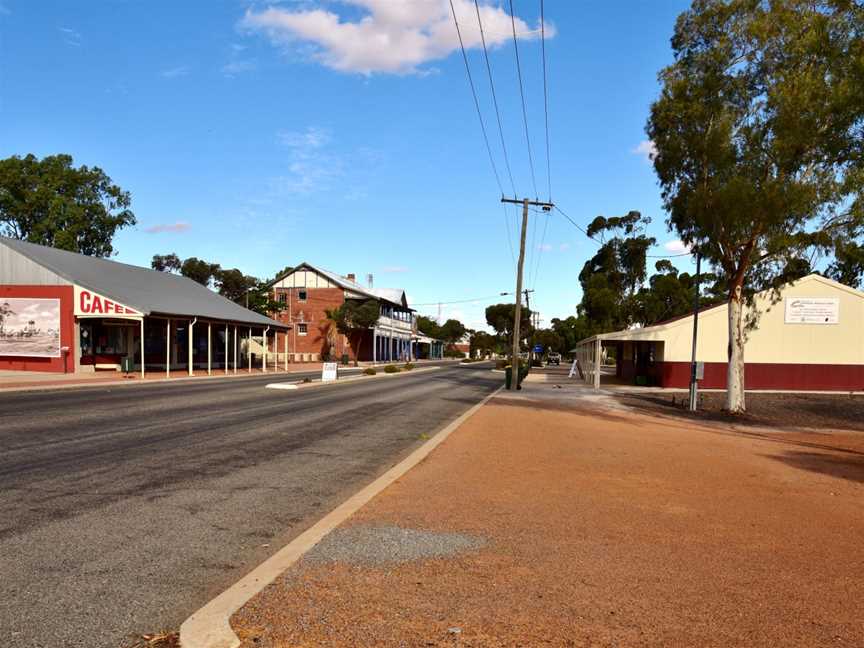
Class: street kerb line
264,365,442,391
179,384,504,648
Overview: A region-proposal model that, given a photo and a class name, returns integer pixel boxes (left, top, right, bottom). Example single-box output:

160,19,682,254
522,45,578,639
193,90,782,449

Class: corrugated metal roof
282,262,412,309
368,287,407,307
0,237,286,328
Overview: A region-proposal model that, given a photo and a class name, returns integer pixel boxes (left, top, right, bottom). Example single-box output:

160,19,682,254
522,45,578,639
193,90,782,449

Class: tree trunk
353,331,362,367
726,285,746,413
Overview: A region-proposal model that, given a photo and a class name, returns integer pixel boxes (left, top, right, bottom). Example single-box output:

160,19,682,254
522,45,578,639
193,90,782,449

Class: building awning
1,237,287,329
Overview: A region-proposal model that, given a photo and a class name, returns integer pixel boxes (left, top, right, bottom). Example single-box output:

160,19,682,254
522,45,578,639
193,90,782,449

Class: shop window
298,323,308,336
298,289,307,302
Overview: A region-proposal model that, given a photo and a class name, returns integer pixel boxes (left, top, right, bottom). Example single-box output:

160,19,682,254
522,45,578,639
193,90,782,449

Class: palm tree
0,301,14,337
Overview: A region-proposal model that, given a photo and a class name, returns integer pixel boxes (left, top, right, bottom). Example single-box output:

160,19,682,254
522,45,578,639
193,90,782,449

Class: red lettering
80,291,91,313
92,296,103,314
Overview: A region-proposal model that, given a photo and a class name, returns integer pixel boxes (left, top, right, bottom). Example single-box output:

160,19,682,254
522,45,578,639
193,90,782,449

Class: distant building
574,274,864,391
270,262,444,362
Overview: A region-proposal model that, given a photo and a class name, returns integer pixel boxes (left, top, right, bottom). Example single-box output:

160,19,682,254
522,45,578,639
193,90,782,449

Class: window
298,289,307,302
297,323,308,336
278,293,286,303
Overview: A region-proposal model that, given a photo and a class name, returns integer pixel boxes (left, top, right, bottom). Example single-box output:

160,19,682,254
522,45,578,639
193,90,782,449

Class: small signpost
321,362,338,383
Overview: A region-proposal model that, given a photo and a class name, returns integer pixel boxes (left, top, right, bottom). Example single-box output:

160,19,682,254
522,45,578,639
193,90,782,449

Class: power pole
688,251,702,411
502,197,553,389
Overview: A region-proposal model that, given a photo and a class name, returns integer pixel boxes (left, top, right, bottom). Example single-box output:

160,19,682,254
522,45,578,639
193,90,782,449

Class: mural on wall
0,298,61,358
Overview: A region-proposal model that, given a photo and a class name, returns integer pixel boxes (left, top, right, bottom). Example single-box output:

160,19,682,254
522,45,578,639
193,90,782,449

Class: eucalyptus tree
648,0,863,411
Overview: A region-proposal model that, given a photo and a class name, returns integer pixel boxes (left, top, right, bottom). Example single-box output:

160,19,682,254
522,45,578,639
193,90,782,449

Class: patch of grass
418,432,430,440
403,362,414,370
363,367,377,375
384,364,400,374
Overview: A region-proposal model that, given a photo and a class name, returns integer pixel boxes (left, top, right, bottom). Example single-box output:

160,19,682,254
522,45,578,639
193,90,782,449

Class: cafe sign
74,286,142,318
784,297,839,325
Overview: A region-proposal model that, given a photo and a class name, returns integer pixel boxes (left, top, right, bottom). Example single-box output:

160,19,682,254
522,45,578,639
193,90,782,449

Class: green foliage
439,318,467,345
532,328,564,354
383,364,400,373
485,303,533,346
647,0,864,299
151,253,182,273
469,330,498,357
363,367,377,375
550,316,590,352
577,211,656,333
443,347,465,358
416,315,442,338
403,362,414,370
826,241,864,288
0,153,135,257
327,299,380,366
181,257,221,287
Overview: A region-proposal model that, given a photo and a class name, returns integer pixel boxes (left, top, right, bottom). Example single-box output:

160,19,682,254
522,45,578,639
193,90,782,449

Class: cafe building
0,237,288,377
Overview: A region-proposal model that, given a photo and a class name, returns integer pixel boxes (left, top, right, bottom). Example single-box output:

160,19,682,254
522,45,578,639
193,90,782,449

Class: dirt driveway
232,388,864,647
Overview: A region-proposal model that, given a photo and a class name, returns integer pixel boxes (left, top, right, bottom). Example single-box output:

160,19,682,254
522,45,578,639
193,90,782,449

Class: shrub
384,364,400,373
495,359,508,370
403,362,414,370
363,367,377,375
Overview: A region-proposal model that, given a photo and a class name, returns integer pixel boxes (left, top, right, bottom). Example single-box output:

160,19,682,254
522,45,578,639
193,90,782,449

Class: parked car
547,352,562,366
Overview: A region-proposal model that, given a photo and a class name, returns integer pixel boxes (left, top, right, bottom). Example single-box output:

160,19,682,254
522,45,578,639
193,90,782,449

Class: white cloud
664,239,692,254
277,126,332,149
270,127,342,194
59,26,82,47
559,243,570,252
160,65,192,79
537,243,552,252
381,265,408,273
222,60,256,77
632,139,658,162
144,221,191,234
239,0,552,75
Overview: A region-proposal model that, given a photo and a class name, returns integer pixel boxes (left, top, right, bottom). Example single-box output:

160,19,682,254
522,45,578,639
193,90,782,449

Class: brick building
270,263,444,363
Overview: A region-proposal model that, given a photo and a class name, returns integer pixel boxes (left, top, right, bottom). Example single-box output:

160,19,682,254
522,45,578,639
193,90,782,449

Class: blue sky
0,0,695,331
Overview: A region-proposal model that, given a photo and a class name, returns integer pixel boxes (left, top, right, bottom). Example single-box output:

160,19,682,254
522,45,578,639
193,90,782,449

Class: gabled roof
575,273,864,346
0,237,286,328
276,262,413,310
368,287,408,308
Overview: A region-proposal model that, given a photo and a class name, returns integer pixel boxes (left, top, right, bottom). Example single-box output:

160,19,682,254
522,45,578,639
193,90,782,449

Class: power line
531,205,551,288
508,0,539,198
475,0,516,197
540,0,551,202
413,292,515,307
449,0,504,196
502,202,516,267
554,205,693,259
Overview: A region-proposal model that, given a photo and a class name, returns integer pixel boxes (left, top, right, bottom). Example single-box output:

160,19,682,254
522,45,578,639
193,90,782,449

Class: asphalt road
0,361,499,648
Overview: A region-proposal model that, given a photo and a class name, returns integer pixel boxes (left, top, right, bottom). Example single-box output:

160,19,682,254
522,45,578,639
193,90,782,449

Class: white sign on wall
74,286,142,318
321,362,338,382
784,297,839,324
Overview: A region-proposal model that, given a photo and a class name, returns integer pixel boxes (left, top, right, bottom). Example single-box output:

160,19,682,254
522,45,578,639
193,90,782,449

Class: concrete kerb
179,385,504,648
265,366,442,391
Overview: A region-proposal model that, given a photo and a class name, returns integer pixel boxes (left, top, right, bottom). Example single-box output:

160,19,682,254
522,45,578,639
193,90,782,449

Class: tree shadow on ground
616,392,864,433
766,450,864,483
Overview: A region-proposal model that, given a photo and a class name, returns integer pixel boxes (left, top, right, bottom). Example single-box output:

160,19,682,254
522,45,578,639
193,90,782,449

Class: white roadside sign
784,297,839,324
321,362,338,382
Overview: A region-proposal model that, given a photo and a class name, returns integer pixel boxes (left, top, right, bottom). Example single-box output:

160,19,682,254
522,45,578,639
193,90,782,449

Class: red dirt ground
232,396,864,647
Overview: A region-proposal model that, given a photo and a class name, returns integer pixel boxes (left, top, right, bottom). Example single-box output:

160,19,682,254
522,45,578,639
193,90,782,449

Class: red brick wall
0,285,75,373
272,287,359,360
